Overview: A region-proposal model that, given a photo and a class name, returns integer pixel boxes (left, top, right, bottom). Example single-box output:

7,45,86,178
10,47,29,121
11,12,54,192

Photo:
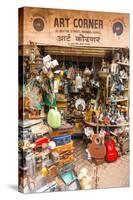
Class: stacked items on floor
47,105,75,168
19,50,78,192
18,119,60,193
51,137,74,168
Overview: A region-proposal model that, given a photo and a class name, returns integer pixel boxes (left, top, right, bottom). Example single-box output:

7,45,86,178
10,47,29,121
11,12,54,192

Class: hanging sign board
19,7,129,48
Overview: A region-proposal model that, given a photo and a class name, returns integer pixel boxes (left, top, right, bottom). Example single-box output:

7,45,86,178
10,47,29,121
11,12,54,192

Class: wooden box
52,140,74,154
59,155,74,167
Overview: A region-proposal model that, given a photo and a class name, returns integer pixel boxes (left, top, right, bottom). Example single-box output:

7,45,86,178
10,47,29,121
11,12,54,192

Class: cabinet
108,61,129,110
84,60,129,130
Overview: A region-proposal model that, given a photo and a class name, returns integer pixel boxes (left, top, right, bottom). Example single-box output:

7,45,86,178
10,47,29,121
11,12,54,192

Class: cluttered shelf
84,121,129,128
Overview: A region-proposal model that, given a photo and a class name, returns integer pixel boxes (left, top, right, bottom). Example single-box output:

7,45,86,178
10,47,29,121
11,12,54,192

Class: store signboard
19,7,129,48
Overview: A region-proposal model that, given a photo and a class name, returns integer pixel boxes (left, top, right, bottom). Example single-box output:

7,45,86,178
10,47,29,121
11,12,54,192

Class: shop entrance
19,44,129,192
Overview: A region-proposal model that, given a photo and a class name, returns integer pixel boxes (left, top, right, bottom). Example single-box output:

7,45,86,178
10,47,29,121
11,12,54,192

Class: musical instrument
88,117,106,159
104,128,118,162
105,138,118,162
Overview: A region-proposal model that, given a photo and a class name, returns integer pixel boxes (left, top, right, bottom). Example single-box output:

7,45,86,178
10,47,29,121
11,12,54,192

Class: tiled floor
73,139,129,189
33,138,129,192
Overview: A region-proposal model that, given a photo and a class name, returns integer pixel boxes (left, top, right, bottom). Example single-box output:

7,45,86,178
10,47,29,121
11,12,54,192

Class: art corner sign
20,7,129,48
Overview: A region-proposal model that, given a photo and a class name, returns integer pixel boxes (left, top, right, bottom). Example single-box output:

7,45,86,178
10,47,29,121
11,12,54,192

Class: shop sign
19,7,129,48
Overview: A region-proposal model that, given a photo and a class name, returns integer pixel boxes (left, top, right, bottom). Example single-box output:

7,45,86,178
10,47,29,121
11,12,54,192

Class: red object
35,137,49,147
105,139,118,162
104,115,109,125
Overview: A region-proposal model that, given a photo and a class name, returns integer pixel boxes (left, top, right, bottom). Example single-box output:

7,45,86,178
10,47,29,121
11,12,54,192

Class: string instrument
105,127,118,162
88,116,106,159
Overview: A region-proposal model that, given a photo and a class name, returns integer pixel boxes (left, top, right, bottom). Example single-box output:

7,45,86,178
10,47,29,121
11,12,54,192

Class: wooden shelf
108,98,128,103
117,62,129,67
84,121,129,127
56,99,67,102
50,128,83,138
19,119,42,128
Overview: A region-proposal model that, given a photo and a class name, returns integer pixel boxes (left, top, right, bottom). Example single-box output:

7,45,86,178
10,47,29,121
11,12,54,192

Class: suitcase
59,150,74,160
52,140,74,154
59,155,74,167
52,134,71,146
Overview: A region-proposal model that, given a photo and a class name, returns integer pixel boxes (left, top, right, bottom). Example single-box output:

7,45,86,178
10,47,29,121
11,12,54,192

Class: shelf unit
85,61,129,131
84,121,129,128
